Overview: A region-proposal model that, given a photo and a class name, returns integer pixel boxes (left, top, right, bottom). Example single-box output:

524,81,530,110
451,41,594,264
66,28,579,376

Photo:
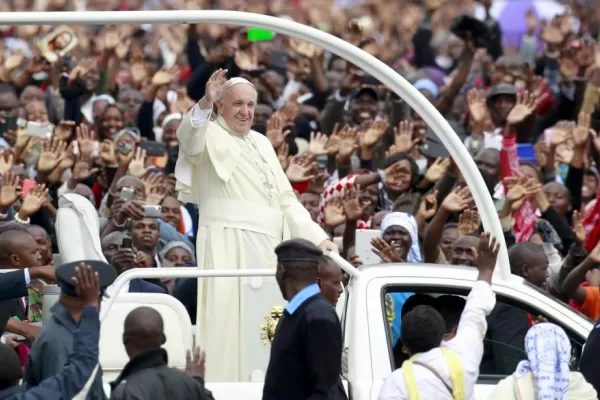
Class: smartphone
21,178,36,199
139,141,167,157
26,121,53,138
143,205,162,218
355,229,383,266
121,237,133,249
120,187,134,201
0,116,18,135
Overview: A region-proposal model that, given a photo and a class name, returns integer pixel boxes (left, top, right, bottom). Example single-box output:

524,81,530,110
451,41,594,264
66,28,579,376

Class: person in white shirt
378,232,499,400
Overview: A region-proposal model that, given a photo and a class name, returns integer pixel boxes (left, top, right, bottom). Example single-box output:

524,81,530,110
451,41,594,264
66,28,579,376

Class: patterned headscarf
516,323,570,399
380,212,422,263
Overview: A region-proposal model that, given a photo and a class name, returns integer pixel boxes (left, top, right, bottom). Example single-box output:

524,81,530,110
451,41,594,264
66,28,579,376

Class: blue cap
55,260,117,297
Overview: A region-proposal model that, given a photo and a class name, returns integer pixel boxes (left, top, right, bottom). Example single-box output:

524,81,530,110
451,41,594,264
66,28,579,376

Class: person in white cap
175,69,336,381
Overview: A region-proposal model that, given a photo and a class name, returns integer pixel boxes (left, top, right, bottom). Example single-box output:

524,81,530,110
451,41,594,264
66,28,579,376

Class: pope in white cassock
175,69,337,382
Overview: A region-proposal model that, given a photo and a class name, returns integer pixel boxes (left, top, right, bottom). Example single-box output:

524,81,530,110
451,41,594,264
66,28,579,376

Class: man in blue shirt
263,239,347,400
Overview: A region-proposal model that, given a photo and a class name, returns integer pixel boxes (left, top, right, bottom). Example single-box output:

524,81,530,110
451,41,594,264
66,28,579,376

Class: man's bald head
0,230,34,264
122,306,166,358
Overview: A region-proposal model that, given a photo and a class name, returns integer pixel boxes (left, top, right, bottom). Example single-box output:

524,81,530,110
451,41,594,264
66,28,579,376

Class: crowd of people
0,0,600,398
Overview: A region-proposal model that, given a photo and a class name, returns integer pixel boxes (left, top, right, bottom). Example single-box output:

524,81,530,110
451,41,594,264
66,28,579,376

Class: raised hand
393,121,418,153
550,121,573,147
308,131,329,157
100,139,117,165
506,91,541,127
289,38,324,59
338,126,359,160
477,232,499,282
467,88,487,124
141,172,163,197
342,186,369,221
185,346,206,379
385,144,400,159
151,66,180,87
324,197,345,227
72,263,100,308
360,120,389,149
457,209,481,237
0,151,13,175
146,186,169,206
572,210,585,245
3,50,24,71
53,120,75,141
325,123,342,156
371,237,402,263
116,200,146,224
441,186,472,212
71,154,99,182
504,173,540,211
130,62,149,84
384,162,412,192
286,157,315,183
416,192,438,220
0,171,20,208
279,95,300,124
573,111,591,147
234,47,259,71
266,113,289,149
115,39,131,60
20,184,49,218
37,138,67,173
277,142,290,170
128,147,150,178
204,68,228,105
424,158,450,183
76,123,96,157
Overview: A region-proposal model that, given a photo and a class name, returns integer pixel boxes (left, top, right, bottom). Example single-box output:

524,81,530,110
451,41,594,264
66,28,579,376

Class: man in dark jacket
0,263,101,399
263,239,347,400
109,306,214,400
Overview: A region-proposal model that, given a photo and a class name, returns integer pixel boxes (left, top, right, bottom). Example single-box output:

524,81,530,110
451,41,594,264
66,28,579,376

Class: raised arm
176,69,228,165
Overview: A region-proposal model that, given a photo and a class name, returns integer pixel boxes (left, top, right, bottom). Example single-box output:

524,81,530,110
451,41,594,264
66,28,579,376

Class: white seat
100,293,194,386
56,193,106,263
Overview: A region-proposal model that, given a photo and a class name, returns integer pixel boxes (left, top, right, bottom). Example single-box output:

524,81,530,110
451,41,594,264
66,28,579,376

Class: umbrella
473,0,572,49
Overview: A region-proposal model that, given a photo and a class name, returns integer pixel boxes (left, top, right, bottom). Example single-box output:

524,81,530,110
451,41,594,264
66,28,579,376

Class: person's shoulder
304,296,339,321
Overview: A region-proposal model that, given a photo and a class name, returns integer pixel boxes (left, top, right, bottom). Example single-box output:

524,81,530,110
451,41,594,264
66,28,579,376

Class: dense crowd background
2,0,600,397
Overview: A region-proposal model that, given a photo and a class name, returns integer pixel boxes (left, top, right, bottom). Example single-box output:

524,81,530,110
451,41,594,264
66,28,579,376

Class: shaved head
123,306,166,358
124,306,164,334
0,230,35,264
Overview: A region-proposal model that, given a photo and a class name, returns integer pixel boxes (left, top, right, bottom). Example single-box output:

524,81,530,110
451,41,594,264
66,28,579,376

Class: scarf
159,241,195,261
380,212,422,263
515,323,570,400
318,175,370,229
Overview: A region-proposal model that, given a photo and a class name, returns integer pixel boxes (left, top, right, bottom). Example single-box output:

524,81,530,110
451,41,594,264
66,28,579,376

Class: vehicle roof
354,262,524,286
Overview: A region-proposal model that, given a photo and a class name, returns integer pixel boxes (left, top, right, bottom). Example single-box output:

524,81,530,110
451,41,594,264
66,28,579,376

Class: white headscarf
516,323,571,399
380,212,422,263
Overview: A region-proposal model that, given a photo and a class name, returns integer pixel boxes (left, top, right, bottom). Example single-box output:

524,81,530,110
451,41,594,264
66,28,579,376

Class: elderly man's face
217,84,256,134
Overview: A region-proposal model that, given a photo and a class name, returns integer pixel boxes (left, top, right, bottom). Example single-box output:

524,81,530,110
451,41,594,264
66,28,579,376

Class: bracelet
14,213,30,226
112,217,126,228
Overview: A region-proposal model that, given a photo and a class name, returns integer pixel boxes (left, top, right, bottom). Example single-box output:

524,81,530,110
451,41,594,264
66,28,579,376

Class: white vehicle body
94,263,592,400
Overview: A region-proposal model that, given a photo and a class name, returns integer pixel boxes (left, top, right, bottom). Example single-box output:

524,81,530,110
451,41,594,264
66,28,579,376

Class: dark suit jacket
0,270,28,302
129,279,167,294
0,270,29,335
173,278,197,324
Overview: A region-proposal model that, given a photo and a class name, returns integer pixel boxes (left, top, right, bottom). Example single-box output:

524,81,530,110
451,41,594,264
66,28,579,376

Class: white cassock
175,88,329,382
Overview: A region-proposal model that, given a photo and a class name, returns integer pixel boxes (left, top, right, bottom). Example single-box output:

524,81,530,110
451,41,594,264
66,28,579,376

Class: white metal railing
100,252,356,321
0,10,509,278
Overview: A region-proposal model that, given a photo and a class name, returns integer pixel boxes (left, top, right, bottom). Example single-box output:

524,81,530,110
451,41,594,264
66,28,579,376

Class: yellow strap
441,348,465,400
401,349,466,400
402,359,420,400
